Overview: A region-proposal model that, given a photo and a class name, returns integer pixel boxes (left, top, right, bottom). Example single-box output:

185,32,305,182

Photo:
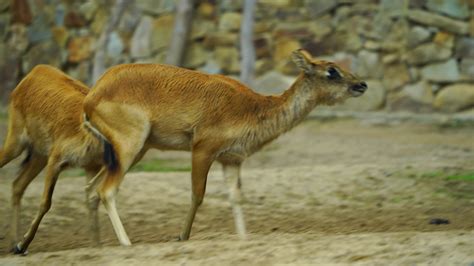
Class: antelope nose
352,82,367,92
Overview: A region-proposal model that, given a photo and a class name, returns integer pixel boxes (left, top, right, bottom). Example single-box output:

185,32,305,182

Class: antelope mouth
349,82,368,97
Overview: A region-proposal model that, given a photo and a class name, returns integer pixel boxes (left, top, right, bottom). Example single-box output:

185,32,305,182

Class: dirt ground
0,119,473,265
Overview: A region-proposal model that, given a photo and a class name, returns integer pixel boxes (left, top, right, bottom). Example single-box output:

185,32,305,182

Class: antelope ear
291,49,314,74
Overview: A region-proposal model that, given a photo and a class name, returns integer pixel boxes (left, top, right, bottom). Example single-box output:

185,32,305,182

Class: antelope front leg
223,163,247,239
13,158,61,254
179,150,214,241
10,155,47,249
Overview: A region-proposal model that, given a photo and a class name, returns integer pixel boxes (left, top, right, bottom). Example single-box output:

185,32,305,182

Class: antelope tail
83,113,118,172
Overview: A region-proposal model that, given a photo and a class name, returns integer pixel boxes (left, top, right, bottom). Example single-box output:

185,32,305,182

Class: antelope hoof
12,244,28,256
178,234,189,241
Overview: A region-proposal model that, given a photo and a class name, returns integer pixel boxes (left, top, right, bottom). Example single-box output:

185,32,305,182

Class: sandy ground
0,119,473,265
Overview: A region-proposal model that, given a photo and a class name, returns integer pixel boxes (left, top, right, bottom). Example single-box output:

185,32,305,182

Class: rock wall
0,0,473,112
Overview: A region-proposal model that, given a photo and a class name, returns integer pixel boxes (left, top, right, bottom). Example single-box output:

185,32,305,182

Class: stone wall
0,0,473,112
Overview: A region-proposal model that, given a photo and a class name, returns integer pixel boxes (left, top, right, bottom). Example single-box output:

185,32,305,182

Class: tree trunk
165,0,196,66
240,0,256,87
92,0,129,83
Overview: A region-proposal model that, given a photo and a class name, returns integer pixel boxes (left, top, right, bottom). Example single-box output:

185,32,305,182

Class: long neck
245,74,327,152
276,75,323,131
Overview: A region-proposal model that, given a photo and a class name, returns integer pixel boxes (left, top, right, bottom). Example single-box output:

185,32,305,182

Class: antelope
83,49,367,245
0,65,133,254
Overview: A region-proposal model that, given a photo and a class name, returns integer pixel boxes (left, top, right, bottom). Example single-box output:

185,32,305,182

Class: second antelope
0,65,146,254
84,49,368,245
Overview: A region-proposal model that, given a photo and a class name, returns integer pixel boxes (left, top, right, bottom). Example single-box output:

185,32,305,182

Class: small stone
305,0,338,18
308,20,332,39
0,13,10,39
345,33,362,52
152,52,166,64
198,59,221,74
254,36,272,58
380,0,406,11
364,40,381,50
23,41,62,73
91,8,107,35
383,19,409,48
67,36,93,63
151,15,174,52
402,81,435,105
203,32,238,48
197,2,215,19
219,12,241,32
276,7,304,22
259,0,292,7
131,16,153,58
434,84,474,112
107,31,124,57
0,0,10,11
364,12,392,40
355,50,382,79
254,21,273,34
407,10,469,35
0,45,20,103
218,0,241,12
421,59,460,82
433,31,454,48
64,10,86,28
79,1,98,21
183,43,207,69
51,26,69,48
302,32,346,56
28,13,52,44
11,0,32,24
255,59,273,75
426,0,469,20
409,67,421,81
470,12,474,36
455,37,474,58
341,80,386,111
118,9,141,37
190,20,216,41
274,38,300,62
54,3,66,26
406,26,432,48
67,61,92,85
460,59,474,80
136,0,175,16
254,71,295,95
383,63,411,91
382,54,399,65
334,6,351,22
273,22,316,40
409,0,426,9
405,43,452,65
7,24,28,54
215,47,240,74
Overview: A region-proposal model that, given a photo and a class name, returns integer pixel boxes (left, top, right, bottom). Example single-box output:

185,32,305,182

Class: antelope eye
326,67,341,80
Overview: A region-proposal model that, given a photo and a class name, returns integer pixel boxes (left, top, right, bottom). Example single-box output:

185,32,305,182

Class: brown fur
83,49,367,244
0,65,104,253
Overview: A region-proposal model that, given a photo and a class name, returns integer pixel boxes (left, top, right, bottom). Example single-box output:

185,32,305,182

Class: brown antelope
83,49,367,245
0,65,126,254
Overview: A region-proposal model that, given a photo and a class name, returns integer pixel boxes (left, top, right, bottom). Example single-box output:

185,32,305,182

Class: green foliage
445,172,474,181
60,158,191,178
438,119,474,129
131,158,191,173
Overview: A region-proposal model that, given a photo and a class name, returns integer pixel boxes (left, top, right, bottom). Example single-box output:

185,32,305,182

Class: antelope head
292,49,368,105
